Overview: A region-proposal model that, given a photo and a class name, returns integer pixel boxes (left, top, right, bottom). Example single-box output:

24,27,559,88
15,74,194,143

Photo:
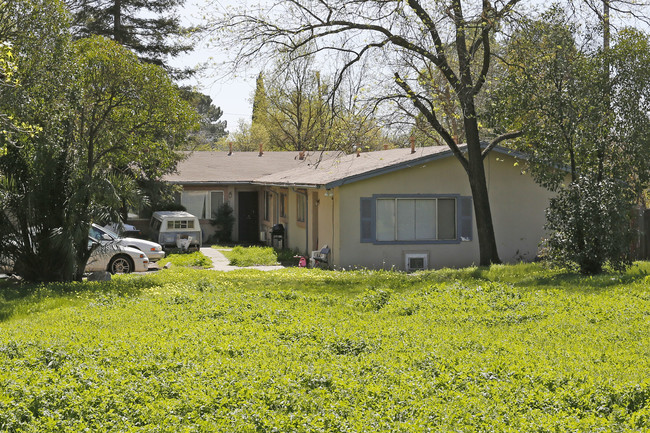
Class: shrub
354,288,392,311
275,248,302,266
544,175,634,274
210,203,235,243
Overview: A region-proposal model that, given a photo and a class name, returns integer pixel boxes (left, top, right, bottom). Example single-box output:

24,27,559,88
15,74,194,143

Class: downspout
274,190,279,224
305,192,309,256
331,190,335,267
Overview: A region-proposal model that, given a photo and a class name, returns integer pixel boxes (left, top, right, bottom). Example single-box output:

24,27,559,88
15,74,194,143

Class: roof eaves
252,181,323,189
168,180,259,185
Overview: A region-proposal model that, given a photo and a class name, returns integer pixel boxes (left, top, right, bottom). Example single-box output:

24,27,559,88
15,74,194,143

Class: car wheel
108,255,134,274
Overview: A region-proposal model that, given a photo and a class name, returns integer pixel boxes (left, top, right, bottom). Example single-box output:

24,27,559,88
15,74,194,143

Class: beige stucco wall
334,152,556,270
315,190,336,261
278,188,337,260
259,187,291,248
283,189,308,254
486,155,554,263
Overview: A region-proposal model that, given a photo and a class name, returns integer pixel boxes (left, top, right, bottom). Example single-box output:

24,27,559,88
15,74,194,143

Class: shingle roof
163,151,310,184
166,145,528,189
255,146,455,188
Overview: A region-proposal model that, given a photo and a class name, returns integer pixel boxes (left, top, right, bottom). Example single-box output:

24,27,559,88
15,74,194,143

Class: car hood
94,240,142,255
121,237,162,249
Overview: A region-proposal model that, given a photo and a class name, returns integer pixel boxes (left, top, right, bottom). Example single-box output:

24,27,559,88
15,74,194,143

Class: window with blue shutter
361,194,470,244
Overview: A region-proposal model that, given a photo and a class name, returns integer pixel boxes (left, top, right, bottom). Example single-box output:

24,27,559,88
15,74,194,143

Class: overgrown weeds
221,245,279,266
158,251,212,269
0,263,649,431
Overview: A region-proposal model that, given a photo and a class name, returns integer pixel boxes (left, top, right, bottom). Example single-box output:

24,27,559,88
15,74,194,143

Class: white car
103,222,141,238
1,237,150,276
86,238,150,274
90,224,165,262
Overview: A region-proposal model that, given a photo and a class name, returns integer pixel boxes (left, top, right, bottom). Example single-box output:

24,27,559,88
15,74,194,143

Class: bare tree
265,55,330,152
210,0,526,265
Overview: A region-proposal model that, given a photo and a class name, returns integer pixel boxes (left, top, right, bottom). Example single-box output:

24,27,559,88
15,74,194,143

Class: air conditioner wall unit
405,253,428,272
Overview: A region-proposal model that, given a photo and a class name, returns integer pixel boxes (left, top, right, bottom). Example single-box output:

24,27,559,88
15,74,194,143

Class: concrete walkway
200,247,285,272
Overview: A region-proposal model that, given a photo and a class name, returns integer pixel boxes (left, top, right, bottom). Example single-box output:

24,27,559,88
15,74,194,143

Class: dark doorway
238,191,259,243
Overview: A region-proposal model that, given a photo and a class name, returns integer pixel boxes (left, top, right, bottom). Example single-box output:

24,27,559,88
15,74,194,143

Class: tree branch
394,72,468,171
481,130,523,159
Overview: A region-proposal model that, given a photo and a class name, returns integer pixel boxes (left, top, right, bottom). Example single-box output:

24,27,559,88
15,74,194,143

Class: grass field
1,263,649,432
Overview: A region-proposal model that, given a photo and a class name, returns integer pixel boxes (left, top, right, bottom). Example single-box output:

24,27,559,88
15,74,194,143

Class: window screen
415,199,436,240
376,199,395,241
397,199,416,240
181,191,206,219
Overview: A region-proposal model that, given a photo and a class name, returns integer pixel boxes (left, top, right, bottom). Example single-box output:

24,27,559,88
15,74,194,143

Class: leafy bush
223,245,279,266
275,248,302,266
158,251,212,269
354,287,392,311
544,175,634,274
210,202,235,243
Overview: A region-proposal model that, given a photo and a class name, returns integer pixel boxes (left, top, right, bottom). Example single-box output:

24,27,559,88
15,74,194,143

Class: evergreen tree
180,86,228,149
67,0,194,77
250,71,270,148
251,72,268,126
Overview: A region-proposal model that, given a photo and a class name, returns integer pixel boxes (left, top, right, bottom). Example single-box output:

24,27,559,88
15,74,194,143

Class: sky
168,0,257,135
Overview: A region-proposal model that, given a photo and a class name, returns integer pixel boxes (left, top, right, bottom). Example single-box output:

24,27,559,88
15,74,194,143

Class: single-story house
160,145,557,270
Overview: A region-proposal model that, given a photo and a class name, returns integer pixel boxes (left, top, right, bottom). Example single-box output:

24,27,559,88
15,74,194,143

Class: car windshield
90,226,116,241
101,225,121,238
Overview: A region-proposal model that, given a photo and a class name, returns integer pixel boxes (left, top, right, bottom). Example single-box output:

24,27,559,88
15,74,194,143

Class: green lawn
1,263,649,431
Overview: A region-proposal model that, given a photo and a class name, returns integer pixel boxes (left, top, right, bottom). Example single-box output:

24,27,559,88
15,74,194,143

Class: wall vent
405,253,428,272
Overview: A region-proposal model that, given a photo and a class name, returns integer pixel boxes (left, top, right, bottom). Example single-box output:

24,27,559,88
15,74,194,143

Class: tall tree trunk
113,0,122,43
463,107,501,266
597,0,610,182
603,0,611,52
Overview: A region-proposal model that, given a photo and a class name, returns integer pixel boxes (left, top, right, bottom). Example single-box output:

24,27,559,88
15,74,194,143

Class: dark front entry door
238,191,259,243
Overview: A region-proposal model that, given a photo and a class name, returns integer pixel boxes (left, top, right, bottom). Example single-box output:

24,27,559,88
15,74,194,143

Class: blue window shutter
360,197,374,243
458,196,473,241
